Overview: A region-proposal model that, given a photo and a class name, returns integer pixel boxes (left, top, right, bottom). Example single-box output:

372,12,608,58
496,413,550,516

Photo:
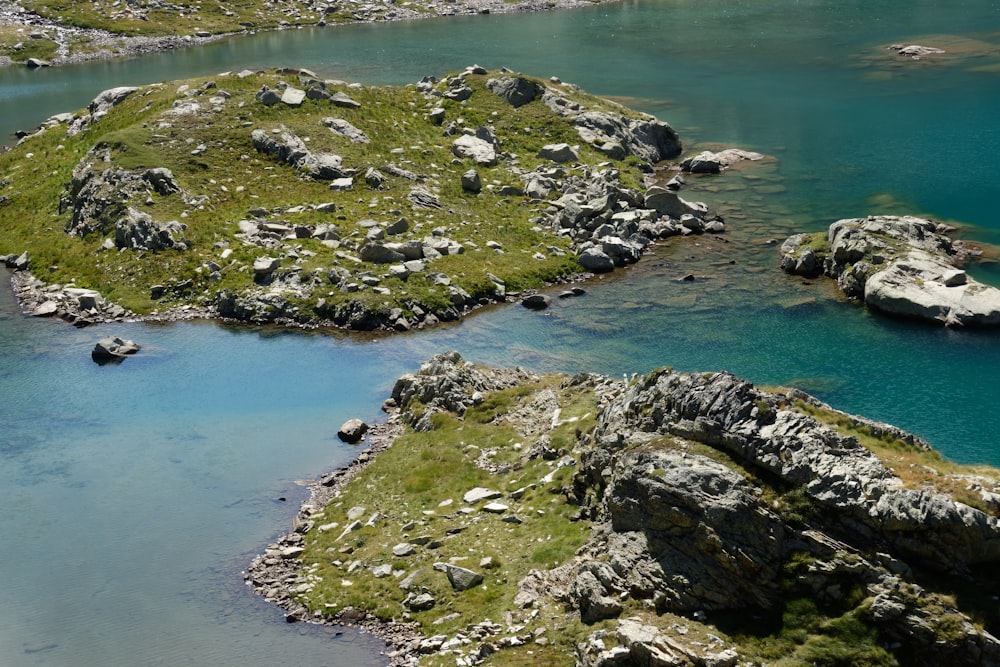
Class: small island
247,352,1000,666
1,66,725,331
781,215,1000,327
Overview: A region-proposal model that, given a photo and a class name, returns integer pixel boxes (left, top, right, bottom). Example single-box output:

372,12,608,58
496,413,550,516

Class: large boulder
451,132,498,166
680,148,765,173
486,76,544,108
91,336,140,363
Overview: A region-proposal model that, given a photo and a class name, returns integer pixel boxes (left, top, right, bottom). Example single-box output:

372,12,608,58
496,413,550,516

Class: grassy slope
0,68,648,322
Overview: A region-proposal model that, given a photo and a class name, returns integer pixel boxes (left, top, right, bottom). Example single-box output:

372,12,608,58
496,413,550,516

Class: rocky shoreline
0,0,617,68
243,418,430,666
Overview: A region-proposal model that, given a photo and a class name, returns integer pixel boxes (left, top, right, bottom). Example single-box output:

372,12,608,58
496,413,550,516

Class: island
1,66,724,331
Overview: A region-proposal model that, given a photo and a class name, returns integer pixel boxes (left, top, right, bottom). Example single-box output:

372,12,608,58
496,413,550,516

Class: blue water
2,0,1000,664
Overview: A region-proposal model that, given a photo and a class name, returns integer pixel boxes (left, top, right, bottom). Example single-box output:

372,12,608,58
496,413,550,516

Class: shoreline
242,416,427,666
0,0,617,69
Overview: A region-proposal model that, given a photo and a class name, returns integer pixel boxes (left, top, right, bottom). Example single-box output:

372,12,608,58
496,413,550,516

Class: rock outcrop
781,215,1000,326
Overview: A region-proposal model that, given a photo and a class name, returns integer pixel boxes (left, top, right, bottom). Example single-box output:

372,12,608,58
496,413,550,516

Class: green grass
0,28,59,62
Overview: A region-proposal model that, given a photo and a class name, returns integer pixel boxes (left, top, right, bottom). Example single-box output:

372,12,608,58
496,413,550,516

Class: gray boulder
337,418,368,444
451,134,498,166
680,148,765,173
461,169,482,193
321,117,370,143
578,248,615,273
441,564,483,591
643,186,709,219
538,143,579,163
486,76,544,108
360,243,406,264
521,294,552,310
92,336,140,363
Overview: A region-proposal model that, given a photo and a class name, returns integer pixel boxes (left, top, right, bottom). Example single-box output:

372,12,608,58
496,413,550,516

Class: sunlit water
1,0,1000,664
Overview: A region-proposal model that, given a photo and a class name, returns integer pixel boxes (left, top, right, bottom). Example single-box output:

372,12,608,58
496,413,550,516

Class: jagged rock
889,44,946,58
463,487,502,504
66,86,138,136
403,592,435,611
571,111,682,164
142,167,180,195
251,127,345,181
486,76,545,108
329,91,361,109
408,188,441,209
644,186,709,219
114,207,187,251
321,117,370,143
26,58,50,68
337,418,368,444
781,215,1000,327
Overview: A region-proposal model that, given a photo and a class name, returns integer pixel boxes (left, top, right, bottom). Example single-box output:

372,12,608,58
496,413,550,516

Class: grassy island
1,66,694,329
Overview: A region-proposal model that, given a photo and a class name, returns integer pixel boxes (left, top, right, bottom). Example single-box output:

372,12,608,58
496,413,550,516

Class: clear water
1,0,999,664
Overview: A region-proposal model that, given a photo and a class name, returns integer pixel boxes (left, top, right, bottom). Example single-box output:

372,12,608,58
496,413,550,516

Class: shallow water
1,0,1000,664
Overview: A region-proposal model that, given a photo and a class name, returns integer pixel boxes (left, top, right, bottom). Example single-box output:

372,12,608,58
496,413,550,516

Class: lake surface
2,0,999,664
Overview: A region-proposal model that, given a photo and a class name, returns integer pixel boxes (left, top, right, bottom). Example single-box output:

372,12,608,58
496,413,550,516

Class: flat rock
463,487,502,504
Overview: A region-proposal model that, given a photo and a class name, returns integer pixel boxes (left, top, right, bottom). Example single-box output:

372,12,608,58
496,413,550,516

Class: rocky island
247,351,1000,666
0,66,727,331
780,215,1000,327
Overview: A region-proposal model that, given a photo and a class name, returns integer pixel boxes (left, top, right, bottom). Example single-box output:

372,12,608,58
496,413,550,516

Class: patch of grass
0,28,58,61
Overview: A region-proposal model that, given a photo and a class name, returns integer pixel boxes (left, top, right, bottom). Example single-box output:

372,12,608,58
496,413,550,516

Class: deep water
1,0,999,664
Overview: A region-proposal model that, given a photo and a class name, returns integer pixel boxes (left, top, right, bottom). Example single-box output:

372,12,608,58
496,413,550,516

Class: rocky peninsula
1,66,729,331
246,351,1000,666
780,215,1000,326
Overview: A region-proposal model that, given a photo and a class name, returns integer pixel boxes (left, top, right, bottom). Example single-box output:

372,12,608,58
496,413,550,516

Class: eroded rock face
781,215,1000,326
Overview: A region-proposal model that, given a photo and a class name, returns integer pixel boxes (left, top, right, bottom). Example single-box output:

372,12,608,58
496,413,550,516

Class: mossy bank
247,352,1000,666
1,66,723,331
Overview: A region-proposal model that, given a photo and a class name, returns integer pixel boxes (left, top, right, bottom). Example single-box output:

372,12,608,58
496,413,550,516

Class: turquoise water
2,0,1000,664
